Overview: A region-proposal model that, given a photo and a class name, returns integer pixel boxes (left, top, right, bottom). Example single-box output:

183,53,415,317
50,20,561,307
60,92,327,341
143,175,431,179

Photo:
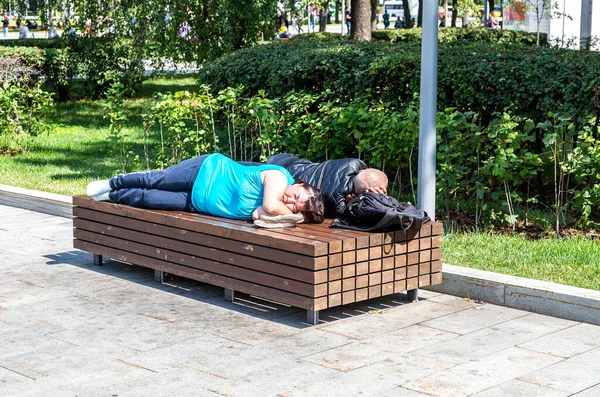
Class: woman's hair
295,179,325,224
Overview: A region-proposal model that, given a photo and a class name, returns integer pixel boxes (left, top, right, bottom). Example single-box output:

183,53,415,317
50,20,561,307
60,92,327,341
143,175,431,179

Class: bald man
350,168,388,199
266,154,388,218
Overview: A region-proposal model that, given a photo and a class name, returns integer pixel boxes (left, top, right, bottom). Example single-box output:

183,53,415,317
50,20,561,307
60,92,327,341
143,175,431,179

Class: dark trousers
108,155,208,211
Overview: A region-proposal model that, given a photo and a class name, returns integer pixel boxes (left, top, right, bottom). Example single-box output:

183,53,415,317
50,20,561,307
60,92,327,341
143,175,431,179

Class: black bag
330,192,429,232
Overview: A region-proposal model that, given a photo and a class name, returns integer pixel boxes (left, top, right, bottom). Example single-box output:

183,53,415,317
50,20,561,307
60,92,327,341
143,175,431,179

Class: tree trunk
371,0,378,30
233,23,247,50
319,3,329,32
451,0,458,27
536,10,542,45
443,0,449,27
402,0,412,28
417,0,423,27
335,1,341,23
350,0,371,40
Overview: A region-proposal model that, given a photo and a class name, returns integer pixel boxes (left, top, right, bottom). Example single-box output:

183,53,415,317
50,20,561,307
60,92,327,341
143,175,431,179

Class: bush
373,43,600,125
67,37,145,98
199,39,600,126
0,46,45,71
372,27,547,46
199,37,393,99
0,44,73,100
0,56,53,152
0,38,69,49
0,37,146,99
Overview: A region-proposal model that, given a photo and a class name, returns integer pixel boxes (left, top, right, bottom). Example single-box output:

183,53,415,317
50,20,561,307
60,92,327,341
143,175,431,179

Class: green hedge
0,37,145,99
199,37,600,124
372,27,547,46
0,38,69,49
0,46,46,70
199,37,391,99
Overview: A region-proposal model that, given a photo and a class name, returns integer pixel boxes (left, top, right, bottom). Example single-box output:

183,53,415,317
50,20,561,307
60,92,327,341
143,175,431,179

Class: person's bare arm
252,206,269,220
260,170,294,216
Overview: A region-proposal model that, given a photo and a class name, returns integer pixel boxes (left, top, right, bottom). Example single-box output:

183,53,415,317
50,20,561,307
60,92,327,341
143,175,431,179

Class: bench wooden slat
309,223,375,249
257,226,346,253
73,210,327,271
305,224,357,251
305,225,358,251
190,212,347,253
73,240,329,311
75,229,328,298
74,219,329,284
73,196,328,256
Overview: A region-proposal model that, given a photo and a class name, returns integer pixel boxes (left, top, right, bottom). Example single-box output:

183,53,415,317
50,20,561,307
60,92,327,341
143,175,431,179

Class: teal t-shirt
191,153,295,220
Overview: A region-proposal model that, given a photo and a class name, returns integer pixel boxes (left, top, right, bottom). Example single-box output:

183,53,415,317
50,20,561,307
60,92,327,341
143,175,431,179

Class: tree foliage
60,0,278,65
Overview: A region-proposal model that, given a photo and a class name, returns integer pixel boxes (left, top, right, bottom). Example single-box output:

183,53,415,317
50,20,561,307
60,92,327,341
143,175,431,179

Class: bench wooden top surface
73,195,441,258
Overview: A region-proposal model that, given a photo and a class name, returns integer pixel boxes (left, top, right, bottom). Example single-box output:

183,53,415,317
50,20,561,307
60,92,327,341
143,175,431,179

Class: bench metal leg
93,254,103,266
154,270,164,283
407,288,419,301
307,309,319,325
224,288,235,302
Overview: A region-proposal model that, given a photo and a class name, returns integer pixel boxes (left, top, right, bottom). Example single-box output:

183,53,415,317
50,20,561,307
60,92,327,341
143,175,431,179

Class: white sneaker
91,191,111,201
86,179,111,196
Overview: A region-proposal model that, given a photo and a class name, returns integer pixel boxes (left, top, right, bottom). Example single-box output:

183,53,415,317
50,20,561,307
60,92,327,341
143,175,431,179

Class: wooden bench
72,195,443,324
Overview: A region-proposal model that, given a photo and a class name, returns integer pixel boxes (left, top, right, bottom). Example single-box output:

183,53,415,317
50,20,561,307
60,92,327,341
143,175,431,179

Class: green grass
0,75,199,196
443,231,600,290
1,73,598,291
1,100,127,195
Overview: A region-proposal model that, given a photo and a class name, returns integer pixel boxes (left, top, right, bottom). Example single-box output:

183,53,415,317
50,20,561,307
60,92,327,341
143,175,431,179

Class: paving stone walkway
1,204,599,397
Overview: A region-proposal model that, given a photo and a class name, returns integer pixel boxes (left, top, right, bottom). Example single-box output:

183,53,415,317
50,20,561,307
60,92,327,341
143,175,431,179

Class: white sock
91,191,111,201
86,179,111,196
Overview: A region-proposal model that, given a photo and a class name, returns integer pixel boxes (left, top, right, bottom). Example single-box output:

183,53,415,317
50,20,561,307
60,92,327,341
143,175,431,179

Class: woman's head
281,181,325,223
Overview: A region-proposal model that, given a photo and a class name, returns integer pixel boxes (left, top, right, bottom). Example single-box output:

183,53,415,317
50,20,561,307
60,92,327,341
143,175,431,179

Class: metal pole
417,0,438,222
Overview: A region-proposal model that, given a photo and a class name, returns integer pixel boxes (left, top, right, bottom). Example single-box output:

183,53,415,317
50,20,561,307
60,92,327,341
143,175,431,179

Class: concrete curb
0,184,73,218
424,264,600,326
1,184,599,326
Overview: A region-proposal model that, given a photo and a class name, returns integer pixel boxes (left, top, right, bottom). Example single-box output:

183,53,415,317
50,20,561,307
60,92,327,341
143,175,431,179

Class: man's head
354,168,388,195
281,181,325,223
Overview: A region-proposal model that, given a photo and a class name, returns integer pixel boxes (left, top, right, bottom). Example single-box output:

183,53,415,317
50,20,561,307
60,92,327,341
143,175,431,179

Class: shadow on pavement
44,250,418,329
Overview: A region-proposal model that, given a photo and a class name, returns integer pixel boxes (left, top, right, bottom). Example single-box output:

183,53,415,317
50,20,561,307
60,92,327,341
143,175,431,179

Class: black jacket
267,153,367,218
